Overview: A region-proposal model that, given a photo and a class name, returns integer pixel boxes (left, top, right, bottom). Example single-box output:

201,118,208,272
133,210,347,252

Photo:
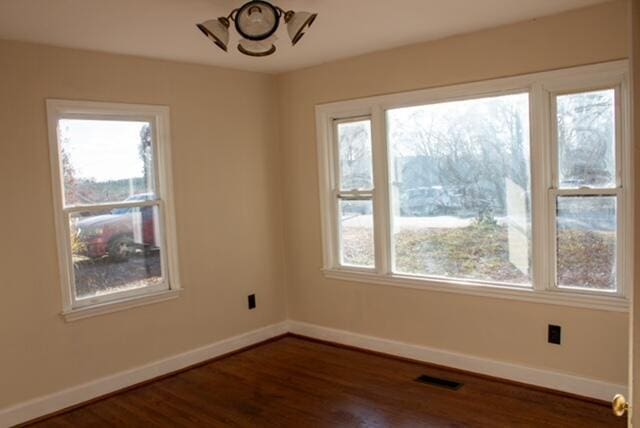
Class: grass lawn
342,222,615,289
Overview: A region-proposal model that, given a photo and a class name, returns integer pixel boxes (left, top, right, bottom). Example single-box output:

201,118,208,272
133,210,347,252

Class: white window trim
547,85,628,300
47,99,182,321
332,116,376,269
316,60,631,312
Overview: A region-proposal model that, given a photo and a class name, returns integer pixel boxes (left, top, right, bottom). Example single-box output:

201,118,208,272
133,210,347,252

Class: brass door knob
612,394,629,417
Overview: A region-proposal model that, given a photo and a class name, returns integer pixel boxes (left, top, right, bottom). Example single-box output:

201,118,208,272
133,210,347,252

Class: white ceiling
0,0,609,73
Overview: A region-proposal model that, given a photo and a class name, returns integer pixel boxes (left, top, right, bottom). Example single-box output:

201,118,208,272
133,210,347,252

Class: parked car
400,186,462,216
75,193,157,261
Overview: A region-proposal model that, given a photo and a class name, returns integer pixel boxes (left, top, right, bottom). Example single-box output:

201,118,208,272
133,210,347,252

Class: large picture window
388,93,531,285
316,61,630,311
47,100,180,320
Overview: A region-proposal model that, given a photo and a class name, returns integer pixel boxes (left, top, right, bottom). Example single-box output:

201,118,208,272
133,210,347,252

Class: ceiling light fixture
197,0,317,57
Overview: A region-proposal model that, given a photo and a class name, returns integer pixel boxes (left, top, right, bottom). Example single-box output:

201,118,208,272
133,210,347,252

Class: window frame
548,85,625,298
386,89,534,288
332,116,377,270
47,100,181,321
316,60,631,312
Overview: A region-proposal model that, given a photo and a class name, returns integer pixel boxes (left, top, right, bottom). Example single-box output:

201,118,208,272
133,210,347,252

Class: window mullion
547,189,559,291
371,105,391,275
531,83,551,292
618,79,631,300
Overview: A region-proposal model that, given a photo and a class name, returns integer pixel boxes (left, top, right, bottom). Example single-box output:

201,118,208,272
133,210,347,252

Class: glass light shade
197,18,230,51
285,11,317,45
235,0,279,41
237,37,277,57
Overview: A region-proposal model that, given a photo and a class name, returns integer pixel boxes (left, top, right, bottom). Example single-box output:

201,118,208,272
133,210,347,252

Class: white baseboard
288,320,626,403
0,321,288,428
1,319,626,427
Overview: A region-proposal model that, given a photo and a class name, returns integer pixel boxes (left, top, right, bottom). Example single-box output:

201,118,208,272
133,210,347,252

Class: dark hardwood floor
26,336,624,427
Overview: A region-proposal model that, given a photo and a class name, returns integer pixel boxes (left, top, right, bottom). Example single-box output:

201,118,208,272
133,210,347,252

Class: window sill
61,289,181,322
322,269,629,312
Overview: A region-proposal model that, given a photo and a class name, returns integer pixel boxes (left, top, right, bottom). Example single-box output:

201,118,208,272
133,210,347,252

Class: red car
75,194,158,261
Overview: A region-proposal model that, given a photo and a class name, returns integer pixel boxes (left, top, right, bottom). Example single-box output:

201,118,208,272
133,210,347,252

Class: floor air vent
415,374,463,390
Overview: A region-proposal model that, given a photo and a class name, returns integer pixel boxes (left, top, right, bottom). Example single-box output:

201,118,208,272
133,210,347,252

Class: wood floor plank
24,336,625,428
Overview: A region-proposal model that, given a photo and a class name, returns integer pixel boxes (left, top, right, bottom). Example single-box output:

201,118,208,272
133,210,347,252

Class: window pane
59,119,156,206
337,120,373,191
388,93,531,285
556,89,616,189
556,196,616,290
339,199,374,267
69,205,164,299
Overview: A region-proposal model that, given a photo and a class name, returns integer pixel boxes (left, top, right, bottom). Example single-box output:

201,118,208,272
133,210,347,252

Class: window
316,61,630,311
47,100,180,320
552,89,620,292
388,93,531,285
335,119,375,268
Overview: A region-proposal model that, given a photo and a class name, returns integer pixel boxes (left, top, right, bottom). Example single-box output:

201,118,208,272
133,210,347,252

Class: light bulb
248,6,264,24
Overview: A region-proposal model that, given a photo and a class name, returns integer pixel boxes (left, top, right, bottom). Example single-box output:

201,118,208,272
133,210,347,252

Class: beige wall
0,40,287,408
277,0,630,385
0,0,634,413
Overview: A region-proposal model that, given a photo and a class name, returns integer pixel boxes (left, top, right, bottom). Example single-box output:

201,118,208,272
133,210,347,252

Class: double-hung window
551,89,621,293
47,100,180,320
335,118,375,268
316,61,630,311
